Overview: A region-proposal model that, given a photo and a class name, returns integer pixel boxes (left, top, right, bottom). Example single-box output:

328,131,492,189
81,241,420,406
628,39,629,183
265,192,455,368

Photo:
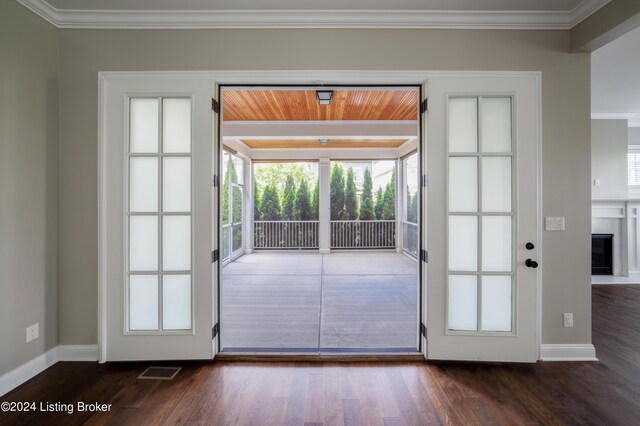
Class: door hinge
212,174,219,187
212,323,219,339
420,322,427,338
211,249,219,263
420,98,428,114
421,249,428,264
421,175,427,188
212,98,220,113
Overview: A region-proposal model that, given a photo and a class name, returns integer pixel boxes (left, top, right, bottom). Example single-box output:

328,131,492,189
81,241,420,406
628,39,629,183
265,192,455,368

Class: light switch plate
545,217,565,231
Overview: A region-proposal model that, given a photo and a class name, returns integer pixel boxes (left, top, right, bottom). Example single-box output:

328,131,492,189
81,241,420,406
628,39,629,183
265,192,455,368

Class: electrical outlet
563,313,573,328
26,323,39,343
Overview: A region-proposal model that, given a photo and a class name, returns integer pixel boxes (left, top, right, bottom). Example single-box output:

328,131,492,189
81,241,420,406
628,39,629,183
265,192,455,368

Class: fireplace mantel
592,200,640,277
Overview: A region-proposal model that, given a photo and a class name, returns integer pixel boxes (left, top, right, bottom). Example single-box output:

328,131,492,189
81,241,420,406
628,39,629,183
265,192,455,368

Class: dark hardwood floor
2,285,639,425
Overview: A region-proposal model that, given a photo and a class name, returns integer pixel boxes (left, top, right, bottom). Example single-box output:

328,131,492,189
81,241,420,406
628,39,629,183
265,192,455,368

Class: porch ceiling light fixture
316,90,333,105
319,138,329,145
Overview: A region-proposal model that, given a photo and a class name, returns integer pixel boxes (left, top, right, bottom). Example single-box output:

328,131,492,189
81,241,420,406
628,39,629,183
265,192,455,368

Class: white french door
425,76,540,362
100,77,216,361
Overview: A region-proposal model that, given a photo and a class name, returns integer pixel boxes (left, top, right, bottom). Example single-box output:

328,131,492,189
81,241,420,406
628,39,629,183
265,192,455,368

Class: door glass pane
481,276,512,331
449,98,478,153
482,157,512,212
449,157,477,212
163,98,191,153
129,275,158,330
481,97,512,153
163,275,192,330
482,216,512,272
449,216,477,271
163,157,191,212
130,216,158,271
130,157,158,212
448,275,477,331
130,99,158,153
163,216,191,271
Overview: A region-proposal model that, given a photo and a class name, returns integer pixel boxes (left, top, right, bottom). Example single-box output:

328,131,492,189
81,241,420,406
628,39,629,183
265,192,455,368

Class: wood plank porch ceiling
223,89,419,121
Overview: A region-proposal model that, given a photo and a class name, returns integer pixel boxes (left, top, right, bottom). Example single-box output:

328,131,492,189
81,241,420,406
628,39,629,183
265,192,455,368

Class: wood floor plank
322,365,344,426
283,364,309,426
304,372,324,424
355,366,385,426
341,398,364,426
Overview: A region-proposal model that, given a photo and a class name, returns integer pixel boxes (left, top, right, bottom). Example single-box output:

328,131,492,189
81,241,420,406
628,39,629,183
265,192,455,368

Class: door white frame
98,70,542,362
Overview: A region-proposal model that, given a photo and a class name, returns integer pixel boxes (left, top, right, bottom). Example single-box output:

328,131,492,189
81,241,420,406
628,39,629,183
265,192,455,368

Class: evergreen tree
253,179,261,221
222,157,240,225
330,163,345,220
344,167,359,220
407,188,418,223
359,168,375,220
311,179,320,220
260,184,281,220
381,169,396,220
294,180,312,220
281,174,296,220
222,161,230,226
374,186,384,220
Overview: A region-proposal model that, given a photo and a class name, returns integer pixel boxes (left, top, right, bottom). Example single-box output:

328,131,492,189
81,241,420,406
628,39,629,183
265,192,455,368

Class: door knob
525,259,538,268
526,242,535,250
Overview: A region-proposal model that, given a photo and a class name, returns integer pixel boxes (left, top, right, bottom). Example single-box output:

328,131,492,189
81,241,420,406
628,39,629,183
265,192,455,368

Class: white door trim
98,70,542,362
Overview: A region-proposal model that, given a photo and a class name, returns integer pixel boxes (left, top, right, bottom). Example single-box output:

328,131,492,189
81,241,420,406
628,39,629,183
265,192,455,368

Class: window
628,145,640,189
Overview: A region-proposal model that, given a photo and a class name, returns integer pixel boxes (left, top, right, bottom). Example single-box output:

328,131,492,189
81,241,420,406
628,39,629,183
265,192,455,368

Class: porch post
244,158,253,254
319,158,331,254
396,158,404,253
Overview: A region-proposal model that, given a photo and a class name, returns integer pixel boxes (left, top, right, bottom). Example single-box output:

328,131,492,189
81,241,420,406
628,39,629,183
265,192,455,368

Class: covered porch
221,251,418,352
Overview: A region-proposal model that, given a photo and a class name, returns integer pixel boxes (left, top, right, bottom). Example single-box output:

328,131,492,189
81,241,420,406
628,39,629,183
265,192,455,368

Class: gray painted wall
629,127,640,145
0,1,58,376
591,120,629,199
56,28,592,346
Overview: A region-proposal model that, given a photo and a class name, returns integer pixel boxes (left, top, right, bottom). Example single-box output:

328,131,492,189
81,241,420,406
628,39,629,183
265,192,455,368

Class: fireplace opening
592,234,613,275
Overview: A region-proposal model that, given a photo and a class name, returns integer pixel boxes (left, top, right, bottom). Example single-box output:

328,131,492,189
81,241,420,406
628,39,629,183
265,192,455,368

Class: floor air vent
137,366,181,380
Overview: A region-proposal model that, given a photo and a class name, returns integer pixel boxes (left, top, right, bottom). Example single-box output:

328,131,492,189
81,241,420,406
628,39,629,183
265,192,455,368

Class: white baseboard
540,344,598,361
0,344,99,397
58,344,99,362
0,347,58,397
319,248,331,254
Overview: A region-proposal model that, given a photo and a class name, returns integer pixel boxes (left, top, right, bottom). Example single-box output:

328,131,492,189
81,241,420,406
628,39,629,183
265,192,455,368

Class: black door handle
526,242,535,250
525,259,538,268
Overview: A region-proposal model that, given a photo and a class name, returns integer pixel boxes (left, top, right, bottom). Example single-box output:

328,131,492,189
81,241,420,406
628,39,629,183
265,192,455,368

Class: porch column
319,158,331,254
396,158,404,253
243,157,253,254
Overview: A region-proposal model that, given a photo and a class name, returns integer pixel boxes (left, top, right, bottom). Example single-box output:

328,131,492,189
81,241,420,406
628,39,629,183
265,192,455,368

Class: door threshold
215,350,425,362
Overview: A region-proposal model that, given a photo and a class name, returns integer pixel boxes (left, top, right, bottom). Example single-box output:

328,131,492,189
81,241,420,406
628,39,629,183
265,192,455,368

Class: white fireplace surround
592,199,640,276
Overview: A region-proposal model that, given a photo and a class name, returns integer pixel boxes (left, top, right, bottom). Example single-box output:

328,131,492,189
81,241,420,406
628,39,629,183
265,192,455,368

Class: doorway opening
218,86,422,353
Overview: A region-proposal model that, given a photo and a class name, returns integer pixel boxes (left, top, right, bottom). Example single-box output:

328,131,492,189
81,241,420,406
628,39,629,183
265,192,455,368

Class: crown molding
16,0,610,30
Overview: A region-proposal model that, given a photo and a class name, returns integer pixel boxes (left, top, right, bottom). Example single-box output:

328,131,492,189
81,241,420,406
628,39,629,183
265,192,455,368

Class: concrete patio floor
221,251,419,352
